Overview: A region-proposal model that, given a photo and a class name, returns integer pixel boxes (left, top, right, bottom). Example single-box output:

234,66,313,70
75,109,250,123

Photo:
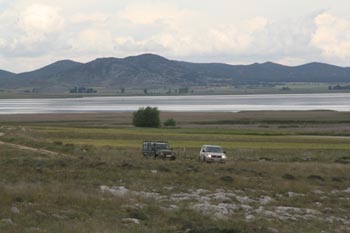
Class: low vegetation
0,111,349,232
163,118,177,127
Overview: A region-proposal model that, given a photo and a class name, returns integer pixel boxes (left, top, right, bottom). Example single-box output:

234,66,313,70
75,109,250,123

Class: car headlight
222,155,226,158
208,154,212,158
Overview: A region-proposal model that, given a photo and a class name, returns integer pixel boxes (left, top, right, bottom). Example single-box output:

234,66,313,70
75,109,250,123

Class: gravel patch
100,185,350,224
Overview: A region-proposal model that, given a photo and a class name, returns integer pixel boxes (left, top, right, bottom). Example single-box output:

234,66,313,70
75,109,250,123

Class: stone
11,207,20,214
121,218,141,224
0,218,15,225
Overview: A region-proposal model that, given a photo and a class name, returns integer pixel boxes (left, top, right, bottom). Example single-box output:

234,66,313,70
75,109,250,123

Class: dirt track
0,132,70,157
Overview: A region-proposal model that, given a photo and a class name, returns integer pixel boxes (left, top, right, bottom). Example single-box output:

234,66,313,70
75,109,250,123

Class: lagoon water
0,93,350,114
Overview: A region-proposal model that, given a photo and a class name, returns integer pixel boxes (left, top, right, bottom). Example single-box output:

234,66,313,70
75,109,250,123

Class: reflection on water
0,93,350,114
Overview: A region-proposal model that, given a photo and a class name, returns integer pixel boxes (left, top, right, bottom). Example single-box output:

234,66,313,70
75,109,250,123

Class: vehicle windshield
206,146,223,153
155,143,170,149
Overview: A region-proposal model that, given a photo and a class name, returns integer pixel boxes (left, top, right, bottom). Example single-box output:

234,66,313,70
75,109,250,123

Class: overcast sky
1,0,350,73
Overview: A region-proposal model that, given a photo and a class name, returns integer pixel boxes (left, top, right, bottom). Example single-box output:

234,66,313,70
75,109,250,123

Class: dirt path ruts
0,132,70,157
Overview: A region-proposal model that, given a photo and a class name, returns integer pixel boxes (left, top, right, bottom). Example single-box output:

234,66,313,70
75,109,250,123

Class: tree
133,107,160,128
163,118,176,127
179,87,189,94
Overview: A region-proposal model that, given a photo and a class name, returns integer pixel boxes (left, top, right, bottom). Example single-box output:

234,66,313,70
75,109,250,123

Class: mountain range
1,54,350,92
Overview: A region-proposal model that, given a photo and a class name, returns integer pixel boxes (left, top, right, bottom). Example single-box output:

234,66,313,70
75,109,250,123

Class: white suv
199,145,227,163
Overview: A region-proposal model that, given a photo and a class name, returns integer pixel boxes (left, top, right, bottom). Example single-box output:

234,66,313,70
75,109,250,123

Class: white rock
259,196,274,205
234,195,255,204
313,190,324,195
136,191,163,200
287,192,305,198
11,207,20,214
0,218,15,225
122,218,141,224
240,204,253,211
342,187,350,193
255,207,279,219
192,202,239,219
196,189,210,194
315,202,322,207
100,186,129,197
245,214,255,221
210,192,232,202
268,227,279,233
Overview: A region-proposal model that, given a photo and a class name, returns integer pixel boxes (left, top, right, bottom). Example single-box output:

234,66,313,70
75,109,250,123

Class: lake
0,93,349,114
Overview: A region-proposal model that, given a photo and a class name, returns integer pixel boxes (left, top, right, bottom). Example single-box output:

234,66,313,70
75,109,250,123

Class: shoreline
1,91,350,99
0,93,350,114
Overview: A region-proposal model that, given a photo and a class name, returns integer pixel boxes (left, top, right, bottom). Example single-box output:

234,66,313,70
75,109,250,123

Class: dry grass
0,111,350,232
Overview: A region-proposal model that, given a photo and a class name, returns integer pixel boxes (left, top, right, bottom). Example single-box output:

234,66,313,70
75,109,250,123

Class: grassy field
1,82,350,98
0,111,350,233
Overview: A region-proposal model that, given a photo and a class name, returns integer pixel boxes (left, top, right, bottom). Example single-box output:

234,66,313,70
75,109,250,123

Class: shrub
133,106,160,128
163,118,176,127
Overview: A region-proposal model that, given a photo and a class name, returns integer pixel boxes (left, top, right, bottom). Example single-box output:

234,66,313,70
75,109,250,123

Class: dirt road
0,132,70,157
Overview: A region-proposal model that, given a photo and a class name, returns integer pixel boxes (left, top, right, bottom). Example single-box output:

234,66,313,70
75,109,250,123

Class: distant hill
18,60,83,79
0,69,15,79
1,54,350,92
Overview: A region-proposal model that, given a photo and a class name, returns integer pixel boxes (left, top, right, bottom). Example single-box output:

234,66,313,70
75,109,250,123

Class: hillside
0,69,15,79
1,54,350,92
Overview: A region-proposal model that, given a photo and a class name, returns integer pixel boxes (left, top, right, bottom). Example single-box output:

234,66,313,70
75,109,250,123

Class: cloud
18,4,64,33
152,17,268,57
0,3,67,57
117,3,269,57
1,1,350,72
312,13,350,59
119,2,189,25
71,28,114,53
71,12,109,24
277,57,307,66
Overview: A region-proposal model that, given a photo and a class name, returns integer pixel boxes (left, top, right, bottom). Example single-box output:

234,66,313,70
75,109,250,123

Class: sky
1,0,350,73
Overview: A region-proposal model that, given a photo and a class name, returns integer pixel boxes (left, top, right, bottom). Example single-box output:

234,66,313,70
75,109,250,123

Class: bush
163,118,176,127
133,106,160,128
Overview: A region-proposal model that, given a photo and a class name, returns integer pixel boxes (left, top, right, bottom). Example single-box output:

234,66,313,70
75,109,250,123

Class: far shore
1,110,350,127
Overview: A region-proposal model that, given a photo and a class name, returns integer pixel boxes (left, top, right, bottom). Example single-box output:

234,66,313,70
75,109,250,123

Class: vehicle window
206,146,223,153
156,143,170,149
143,143,152,150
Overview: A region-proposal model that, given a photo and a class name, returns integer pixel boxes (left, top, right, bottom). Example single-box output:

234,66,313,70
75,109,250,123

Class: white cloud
312,13,350,59
18,4,64,33
118,3,269,57
71,28,114,53
119,2,188,25
207,17,268,54
0,37,6,48
277,57,307,66
1,1,350,72
0,3,67,57
71,12,109,24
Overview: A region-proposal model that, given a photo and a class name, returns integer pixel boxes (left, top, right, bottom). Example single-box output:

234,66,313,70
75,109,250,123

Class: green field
0,111,350,233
